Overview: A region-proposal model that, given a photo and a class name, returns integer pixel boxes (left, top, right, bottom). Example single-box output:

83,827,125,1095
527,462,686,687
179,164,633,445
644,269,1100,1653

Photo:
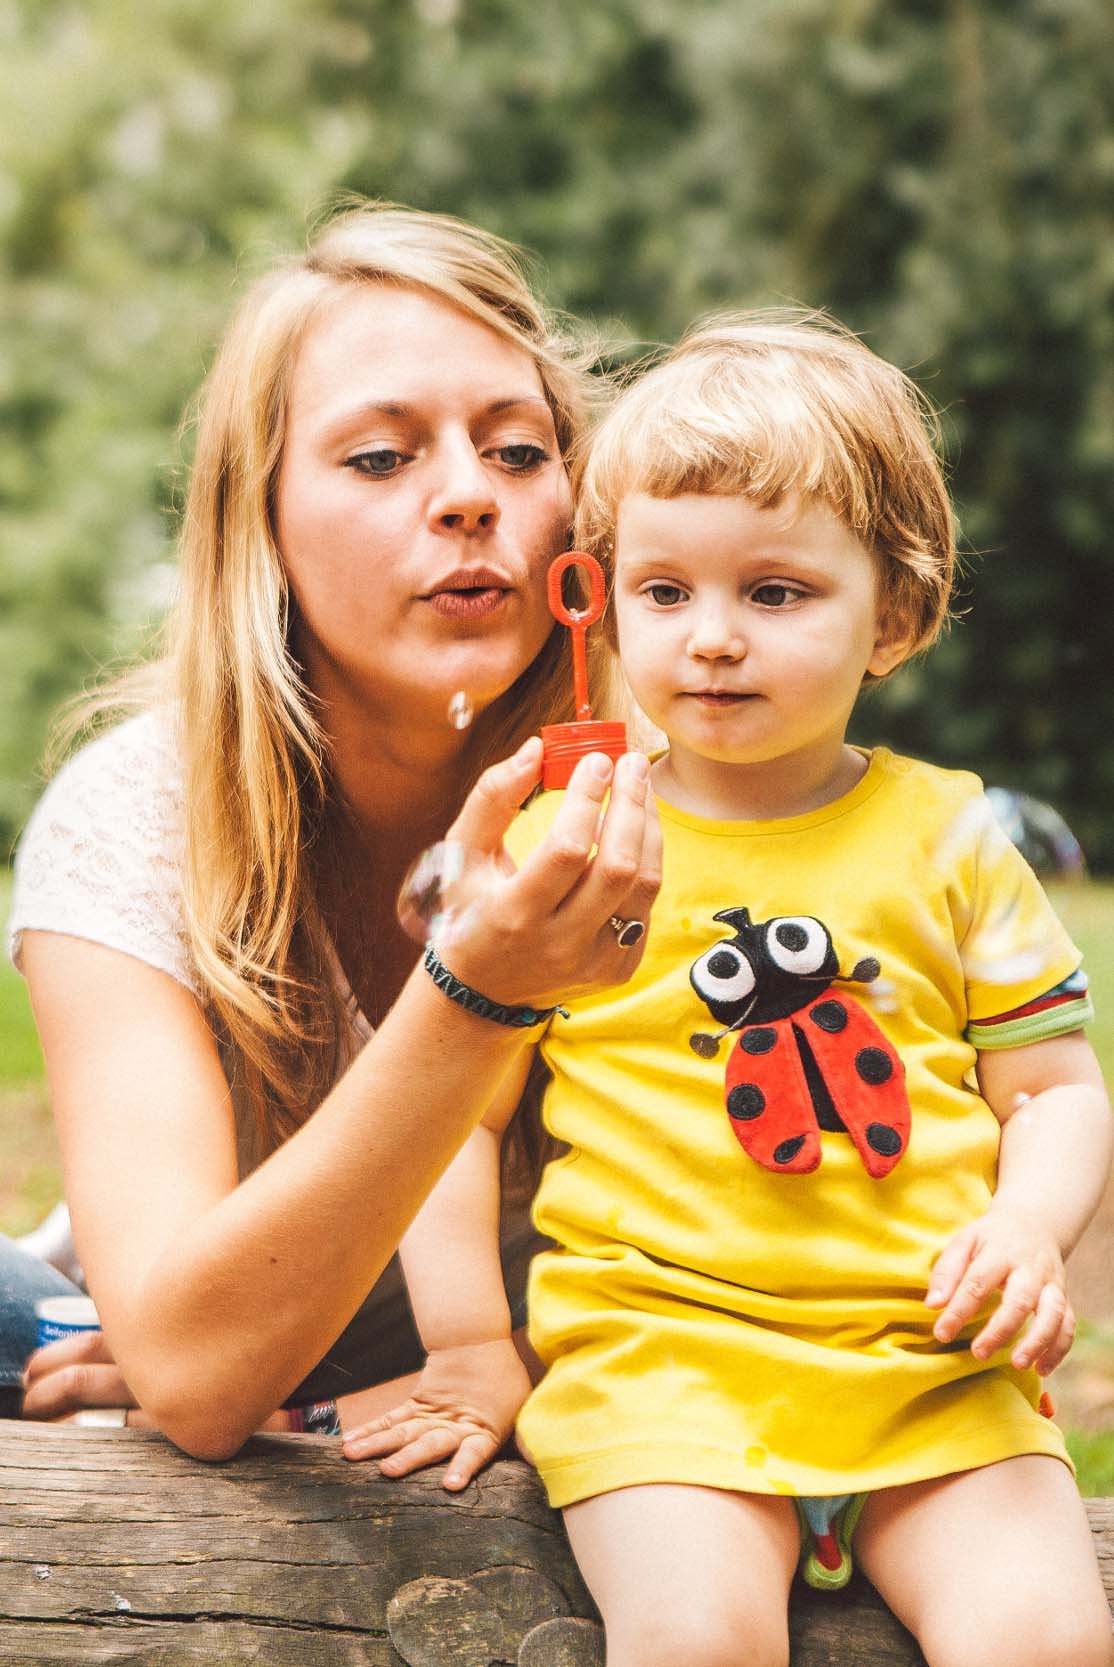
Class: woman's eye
751,583,801,607
493,443,549,471
646,583,687,607
346,449,408,477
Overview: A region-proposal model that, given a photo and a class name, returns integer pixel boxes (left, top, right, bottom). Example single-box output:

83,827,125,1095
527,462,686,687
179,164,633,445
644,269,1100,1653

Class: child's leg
563,1483,799,1667
856,1455,1112,1667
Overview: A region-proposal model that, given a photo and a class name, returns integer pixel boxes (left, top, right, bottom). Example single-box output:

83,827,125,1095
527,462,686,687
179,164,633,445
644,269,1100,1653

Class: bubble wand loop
540,552,627,789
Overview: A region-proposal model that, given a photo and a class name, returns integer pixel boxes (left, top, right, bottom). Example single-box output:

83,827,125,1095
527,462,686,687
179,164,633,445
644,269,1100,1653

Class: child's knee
604,1605,789,1667
922,1602,1113,1667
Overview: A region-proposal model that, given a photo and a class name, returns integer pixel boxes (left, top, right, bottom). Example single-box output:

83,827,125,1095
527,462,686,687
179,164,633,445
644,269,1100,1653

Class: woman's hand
21,1330,293,1432
434,738,662,1012
21,1329,151,1426
341,1339,532,1490
926,1206,1075,1374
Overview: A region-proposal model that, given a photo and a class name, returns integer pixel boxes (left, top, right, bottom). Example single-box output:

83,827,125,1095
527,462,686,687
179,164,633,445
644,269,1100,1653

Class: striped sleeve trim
967,975,1094,1050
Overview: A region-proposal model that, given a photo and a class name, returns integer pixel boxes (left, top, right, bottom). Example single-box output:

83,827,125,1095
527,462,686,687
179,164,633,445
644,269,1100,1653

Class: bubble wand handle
546,552,605,722
540,552,627,790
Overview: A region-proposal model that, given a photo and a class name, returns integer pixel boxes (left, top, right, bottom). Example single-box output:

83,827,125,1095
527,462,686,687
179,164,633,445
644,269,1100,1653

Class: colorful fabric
795,1493,868,1590
288,1398,342,1436
505,750,1086,1510
968,968,1093,1049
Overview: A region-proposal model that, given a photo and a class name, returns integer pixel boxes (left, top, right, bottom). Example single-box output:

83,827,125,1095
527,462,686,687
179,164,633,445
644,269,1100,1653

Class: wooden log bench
1,1424,1111,1665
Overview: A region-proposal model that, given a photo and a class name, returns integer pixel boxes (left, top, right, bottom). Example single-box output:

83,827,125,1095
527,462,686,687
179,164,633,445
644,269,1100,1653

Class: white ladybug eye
691,942,757,1004
764,916,830,975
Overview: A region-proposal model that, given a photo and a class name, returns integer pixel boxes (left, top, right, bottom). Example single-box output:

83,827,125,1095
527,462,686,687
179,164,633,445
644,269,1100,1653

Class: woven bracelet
423,946,568,1028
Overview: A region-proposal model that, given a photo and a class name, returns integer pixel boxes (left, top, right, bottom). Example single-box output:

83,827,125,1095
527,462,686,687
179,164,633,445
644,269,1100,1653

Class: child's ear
867,614,916,679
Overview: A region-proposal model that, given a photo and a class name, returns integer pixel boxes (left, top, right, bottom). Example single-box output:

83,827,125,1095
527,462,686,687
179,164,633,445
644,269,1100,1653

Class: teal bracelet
423,946,568,1028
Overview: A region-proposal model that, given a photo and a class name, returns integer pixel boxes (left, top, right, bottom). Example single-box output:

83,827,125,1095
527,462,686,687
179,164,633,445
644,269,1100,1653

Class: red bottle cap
540,719,628,789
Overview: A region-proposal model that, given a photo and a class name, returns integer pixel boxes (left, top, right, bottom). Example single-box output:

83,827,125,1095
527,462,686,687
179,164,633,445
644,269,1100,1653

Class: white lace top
9,711,196,991
7,709,372,1051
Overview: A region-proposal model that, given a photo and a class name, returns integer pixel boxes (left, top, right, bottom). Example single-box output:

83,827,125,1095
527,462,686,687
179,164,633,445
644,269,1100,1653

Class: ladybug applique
689,908,910,1179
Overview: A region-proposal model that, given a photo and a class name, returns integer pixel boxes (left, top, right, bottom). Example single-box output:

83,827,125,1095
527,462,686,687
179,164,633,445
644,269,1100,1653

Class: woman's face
274,285,572,732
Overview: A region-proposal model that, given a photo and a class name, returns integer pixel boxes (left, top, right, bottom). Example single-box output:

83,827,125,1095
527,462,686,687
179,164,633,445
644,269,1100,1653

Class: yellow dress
507,751,1089,1509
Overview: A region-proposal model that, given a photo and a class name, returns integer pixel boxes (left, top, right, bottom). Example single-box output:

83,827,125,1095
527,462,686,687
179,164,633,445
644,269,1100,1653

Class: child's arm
341,1050,536,1489
927,1029,1111,1372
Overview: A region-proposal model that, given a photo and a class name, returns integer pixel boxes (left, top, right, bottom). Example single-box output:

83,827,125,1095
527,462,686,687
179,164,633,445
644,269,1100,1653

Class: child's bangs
587,352,879,533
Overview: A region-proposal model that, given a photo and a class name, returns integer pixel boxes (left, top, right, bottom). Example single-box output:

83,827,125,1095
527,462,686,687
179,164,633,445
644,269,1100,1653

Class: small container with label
35,1295,101,1349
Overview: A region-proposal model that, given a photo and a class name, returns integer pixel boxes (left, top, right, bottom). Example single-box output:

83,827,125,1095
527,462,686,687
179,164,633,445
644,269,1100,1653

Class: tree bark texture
1,1425,1111,1665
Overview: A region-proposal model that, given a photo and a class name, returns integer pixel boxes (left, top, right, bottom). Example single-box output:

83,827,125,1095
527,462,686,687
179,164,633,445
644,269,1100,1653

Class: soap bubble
396,838,511,948
397,841,465,944
447,690,474,731
985,787,1085,878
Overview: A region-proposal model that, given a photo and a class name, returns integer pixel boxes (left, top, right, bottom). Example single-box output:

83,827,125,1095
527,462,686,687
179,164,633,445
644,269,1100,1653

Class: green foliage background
3,0,1113,861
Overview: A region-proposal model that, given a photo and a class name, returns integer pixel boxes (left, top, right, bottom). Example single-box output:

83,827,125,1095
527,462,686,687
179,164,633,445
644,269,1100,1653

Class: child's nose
687,612,746,661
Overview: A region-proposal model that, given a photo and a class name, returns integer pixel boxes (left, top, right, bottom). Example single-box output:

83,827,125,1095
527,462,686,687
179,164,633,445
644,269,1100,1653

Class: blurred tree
2,0,1112,861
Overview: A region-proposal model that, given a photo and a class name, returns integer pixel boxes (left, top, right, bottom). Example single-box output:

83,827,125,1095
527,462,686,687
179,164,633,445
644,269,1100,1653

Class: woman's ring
609,916,646,948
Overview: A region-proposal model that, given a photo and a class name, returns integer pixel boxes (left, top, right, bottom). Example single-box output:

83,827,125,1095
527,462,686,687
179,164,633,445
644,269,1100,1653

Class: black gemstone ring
608,915,646,948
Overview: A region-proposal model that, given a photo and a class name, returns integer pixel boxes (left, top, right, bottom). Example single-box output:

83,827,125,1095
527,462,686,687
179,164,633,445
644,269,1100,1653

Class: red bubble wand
540,552,627,789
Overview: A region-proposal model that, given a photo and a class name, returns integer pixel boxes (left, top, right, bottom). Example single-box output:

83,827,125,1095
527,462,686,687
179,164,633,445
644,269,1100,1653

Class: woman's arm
23,744,659,1459
926,1030,1111,1372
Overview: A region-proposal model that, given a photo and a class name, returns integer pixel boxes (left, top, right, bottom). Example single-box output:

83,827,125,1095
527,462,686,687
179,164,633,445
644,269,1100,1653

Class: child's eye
751,583,802,608
645,583,688,607
346,448,409,477
491,443,550,471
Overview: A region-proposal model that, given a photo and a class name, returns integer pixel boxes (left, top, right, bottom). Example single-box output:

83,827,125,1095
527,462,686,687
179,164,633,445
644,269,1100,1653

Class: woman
4,201,660,1458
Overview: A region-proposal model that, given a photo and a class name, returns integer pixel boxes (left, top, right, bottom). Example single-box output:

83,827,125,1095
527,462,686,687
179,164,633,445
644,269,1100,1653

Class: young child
346,314,1112,1667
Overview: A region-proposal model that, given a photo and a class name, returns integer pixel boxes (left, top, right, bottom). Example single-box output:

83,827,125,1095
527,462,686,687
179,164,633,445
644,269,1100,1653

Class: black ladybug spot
867,1123,902,1157
707,950,741,980
774,1135,807,1164
775,922,809,952
855,1047,893,1085
810,1000,847,1034
741,1027,777,1055
727,1084,765,1121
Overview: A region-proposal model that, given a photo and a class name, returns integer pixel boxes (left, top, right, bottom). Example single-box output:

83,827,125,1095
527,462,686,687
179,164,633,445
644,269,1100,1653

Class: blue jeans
0,1234,82,1405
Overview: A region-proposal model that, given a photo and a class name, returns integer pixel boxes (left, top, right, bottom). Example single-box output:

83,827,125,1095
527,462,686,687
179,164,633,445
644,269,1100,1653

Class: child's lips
686,690,758,706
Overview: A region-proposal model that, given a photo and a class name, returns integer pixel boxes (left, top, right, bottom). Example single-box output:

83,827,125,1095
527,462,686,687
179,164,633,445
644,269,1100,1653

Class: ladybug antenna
689,1017,748,1059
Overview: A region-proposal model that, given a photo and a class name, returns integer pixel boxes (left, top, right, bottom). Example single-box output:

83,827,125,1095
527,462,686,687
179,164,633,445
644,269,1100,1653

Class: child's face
612,491,907,794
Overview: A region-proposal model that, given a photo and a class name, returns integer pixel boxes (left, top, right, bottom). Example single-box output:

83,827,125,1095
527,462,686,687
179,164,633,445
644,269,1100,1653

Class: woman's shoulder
8,707,199,993
17,707,185,854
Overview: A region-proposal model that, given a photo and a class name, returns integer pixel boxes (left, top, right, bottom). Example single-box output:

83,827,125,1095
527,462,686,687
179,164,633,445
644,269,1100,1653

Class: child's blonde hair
575,309,956,666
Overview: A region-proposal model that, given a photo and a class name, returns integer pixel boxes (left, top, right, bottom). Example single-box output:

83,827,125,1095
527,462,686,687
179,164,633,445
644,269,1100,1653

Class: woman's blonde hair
62,200,612,1159
575,309,956,663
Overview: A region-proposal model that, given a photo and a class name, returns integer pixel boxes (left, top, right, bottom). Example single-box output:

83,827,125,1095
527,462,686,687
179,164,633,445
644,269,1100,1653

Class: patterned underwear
794,1493,869,1590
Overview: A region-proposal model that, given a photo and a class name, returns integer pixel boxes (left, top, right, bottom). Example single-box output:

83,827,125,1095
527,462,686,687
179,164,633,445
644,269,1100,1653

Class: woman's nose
428,441,499,534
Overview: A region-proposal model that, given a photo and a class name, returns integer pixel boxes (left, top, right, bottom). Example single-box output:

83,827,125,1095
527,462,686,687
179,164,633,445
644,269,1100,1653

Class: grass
4,867,1114,1487
0,872,46,1088
1067,1430,1114,1495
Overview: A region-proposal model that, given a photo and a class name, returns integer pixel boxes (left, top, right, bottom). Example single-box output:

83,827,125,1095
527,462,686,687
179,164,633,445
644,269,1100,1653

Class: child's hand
925,1207,1075,1374
340,1339,532,1490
